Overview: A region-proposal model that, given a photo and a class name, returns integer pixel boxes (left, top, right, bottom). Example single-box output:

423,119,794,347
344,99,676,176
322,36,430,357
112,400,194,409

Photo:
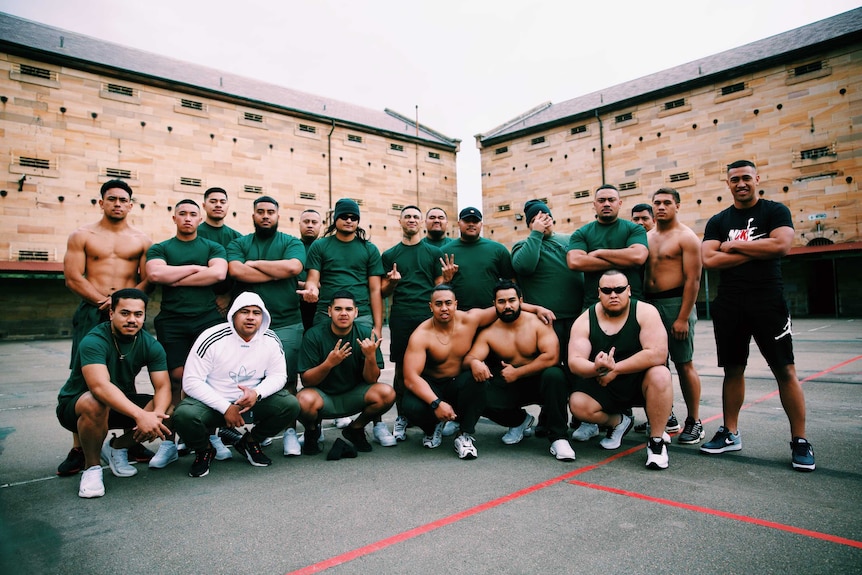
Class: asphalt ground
0,318,860,575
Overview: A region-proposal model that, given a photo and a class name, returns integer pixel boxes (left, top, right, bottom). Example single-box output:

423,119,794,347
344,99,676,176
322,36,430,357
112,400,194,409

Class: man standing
700,160,814,471
464,280,576,462
423,207,452,248
197,187,242,316
297,209,323,331
381,206,452,441
56,289,171,498
173,292,300,477
568,270,673,469
227,196,306,455
567,185,648,442
444,207,514,311
631,203,655,232
59,179,152,476
145,199,227,466
643,188,704,444
296,290,395,455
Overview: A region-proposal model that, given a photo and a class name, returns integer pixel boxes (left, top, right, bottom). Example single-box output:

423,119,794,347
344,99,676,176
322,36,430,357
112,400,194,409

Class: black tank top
587,299,642,362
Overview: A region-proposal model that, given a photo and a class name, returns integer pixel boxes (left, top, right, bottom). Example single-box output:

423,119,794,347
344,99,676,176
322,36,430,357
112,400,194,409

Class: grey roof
479,7,862,145
0,12,458,150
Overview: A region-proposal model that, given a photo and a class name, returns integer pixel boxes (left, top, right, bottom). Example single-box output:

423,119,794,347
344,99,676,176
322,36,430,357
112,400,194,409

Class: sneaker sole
700,443,742,454
646,459,669,470
665,425,681,433
189,468,210,478
677,432,705,445
78,487,105,498
457,451,477,460
550,449,576,462
241,454,271,467
792,462,815,471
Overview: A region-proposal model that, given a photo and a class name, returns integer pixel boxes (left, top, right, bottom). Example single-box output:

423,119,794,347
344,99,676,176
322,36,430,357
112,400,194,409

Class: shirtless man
59,179,152,476
643,188,704,444
402,284,553,459
464,280,577,462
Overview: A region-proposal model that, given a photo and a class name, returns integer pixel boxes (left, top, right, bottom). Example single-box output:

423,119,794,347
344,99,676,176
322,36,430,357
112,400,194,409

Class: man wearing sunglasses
568,269,673,469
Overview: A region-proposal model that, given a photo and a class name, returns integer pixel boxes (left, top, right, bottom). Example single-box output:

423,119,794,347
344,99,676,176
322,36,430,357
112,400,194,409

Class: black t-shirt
703,199,793,295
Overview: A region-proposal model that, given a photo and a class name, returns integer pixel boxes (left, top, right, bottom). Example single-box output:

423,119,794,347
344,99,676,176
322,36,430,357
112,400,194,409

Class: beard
498,308,521,323
427,229,445,240
254,222,278,239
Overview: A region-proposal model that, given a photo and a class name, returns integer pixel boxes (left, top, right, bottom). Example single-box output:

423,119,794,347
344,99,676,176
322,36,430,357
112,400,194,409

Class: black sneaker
128,442,155,462
189,446,216,477
634,421,649,434
665,411,681,433
217,427,244,447
302,427,323,455
342,426,373,452
677,417,705,444
790,437,815,472
235,432,272,466
57,447,85,476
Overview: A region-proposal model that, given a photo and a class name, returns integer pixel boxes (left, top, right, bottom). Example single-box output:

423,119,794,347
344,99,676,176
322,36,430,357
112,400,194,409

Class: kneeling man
465,280,576,461
297,290,395,454
568,269,673,469
173,292,300,477
56,288,171,498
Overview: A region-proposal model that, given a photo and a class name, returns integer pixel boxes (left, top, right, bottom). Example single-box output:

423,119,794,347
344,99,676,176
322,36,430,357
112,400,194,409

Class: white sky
2,0,859,210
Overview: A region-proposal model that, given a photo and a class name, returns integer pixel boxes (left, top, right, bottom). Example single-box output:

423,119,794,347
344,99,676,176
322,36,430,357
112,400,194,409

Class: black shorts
574,373,646,414
388,314,428,365
711,294,795,368
57,392,152,433
154,310,223,371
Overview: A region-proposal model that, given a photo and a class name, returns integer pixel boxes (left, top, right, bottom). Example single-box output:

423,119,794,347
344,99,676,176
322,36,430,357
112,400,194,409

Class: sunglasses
599,285,629,295
337,214,359,222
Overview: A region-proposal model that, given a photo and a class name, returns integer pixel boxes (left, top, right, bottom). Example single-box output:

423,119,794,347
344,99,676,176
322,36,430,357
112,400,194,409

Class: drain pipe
327,119,335,217
595,109,605,185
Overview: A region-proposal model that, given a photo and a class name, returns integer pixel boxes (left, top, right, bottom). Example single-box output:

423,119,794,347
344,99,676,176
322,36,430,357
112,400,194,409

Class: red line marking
568,479,862,549
286,354,862,574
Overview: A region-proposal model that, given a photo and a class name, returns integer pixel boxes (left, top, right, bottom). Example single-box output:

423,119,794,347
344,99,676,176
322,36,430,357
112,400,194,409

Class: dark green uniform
197,222,241,248
298,322,384,395
305,235,384,319
422,236,452,249
146,237,226,317
443,238,514,310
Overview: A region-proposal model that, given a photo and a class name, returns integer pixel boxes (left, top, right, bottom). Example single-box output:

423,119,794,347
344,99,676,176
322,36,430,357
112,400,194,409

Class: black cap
458,207,482,221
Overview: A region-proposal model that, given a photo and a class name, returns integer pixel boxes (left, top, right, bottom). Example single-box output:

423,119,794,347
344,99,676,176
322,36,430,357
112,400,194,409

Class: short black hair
253,195,279,208
100,179,133,198
631,203,653,216
493,279,522,300
330,289,356,304
203,187,227,200
652,187,680,203
175,199,199,209
595,184,619,195
431,283,456,298
300,209,321,217
426,207,447,217
111,288,148,309
727,160,756,172
401,205,422,215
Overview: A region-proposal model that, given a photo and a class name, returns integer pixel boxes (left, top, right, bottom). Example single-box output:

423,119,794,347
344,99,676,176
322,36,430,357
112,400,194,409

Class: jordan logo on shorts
774,316,792,341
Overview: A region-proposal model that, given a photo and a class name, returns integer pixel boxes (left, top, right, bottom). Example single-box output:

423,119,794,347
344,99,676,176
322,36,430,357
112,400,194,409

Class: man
381,206,453,441
423,207,452,248
700,160,814,471
464,280,577,462
568,270,673,469
59,179,152,477
642,188,704,444
567,185,648,442
444,207,514,311
145,199,227,466
227,196,306,455
296,290,395,455
297,209,323,331
197,187,242,316
56,289,171,498
631,203,655,232
173,292,300,477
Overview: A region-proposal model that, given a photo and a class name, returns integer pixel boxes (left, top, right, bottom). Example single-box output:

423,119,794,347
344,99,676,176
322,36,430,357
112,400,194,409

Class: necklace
111,333,138,361
431,318,453,345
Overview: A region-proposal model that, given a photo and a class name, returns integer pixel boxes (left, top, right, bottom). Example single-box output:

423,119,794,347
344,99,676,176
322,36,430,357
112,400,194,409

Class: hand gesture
386,263,401,283
327,338,352,366
234,384,258,413
132,410,170,443
530,212,553,234
296,285,319,303
594,347,616,386
500,361,519,384
441,254,458,283
469,359,492,382
357,332,382,359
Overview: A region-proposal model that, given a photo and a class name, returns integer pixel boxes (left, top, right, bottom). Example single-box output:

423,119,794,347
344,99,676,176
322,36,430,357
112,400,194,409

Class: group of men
56,158,815,499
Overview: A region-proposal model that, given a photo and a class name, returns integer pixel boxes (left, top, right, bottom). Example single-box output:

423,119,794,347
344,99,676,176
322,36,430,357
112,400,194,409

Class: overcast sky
2,0,859,209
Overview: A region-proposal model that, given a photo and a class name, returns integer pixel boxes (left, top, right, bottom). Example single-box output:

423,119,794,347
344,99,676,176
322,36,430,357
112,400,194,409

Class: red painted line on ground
568,479,862,549
286,355,862,574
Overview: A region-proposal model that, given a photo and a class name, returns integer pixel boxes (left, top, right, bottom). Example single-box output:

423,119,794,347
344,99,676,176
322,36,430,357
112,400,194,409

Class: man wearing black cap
226,196,307,456
443,207,514,311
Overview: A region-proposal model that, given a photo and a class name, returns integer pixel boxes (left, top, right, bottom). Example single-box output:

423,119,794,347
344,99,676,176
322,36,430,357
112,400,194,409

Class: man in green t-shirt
197,187,242,316
443,207,514,311
56,288,171,498
297,208,323,331
422,207,452,248
296,290,394,456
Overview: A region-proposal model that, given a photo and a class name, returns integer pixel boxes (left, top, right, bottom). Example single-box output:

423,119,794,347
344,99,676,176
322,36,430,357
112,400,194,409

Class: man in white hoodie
172,292,300,477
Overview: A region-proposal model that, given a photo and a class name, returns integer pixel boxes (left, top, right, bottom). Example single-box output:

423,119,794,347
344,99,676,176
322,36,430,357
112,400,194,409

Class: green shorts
308,384,373,419
154,310,223,370
56,392,151,433
70,301,109,368
646,296,696,365
272,322,304,384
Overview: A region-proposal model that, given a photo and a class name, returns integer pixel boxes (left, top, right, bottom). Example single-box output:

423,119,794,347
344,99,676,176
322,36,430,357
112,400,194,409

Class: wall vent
180,177,202,187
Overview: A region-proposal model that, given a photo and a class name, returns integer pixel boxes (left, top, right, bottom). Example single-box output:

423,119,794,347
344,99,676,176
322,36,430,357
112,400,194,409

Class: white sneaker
571,422,600,442
210,434,232,460
283,428,301,456
373,422,397,447
501,413,535,445
599,413,634,450
334,417,352,429
550,438,576,461
101,441,137,477
454,434,477,459
148,440,179,469
393,416,409,441
78,465,105,498
423,422,444,449
260,437,273,447
646,432,671,470
441,420,460,437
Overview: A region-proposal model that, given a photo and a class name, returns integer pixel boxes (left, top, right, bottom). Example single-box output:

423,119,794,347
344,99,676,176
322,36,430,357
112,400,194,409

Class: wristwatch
429,398,442,410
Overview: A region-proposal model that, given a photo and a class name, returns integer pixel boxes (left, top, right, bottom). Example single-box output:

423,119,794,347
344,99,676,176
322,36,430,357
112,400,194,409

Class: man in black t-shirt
700,160,814,472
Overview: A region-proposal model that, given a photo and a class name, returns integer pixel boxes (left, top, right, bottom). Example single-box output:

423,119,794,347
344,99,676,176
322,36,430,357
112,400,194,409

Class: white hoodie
182,291,287,414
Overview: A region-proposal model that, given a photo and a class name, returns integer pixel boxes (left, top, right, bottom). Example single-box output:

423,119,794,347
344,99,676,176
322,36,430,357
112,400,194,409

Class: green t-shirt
298,237,317,282
197,222,242,248
226,232,306,328
443,238,514,310
422,236,452,249
567,219,648,307
512,231,583,318
381,241,443,320
298,322,384,395
305,235,384,317
58,322,167,402
147,237,226,317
